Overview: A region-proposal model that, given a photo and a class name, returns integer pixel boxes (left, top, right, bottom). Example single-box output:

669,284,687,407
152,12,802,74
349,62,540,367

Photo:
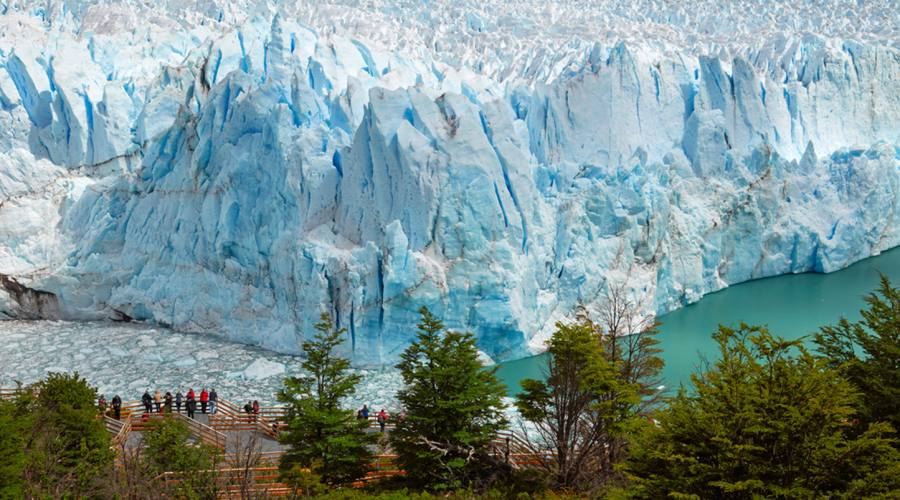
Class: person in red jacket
200,388,209,414
186,388,195,402
377,409,388,433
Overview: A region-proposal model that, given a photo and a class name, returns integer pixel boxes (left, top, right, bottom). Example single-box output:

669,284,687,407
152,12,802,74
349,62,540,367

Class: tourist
175,390,183,413
252,400,260,422
186,397,196,419
209,388,218,414
98,395,107,415
244,401,253,423
361,404,369,419
356,407,365,419
377,409,388,433
154,389,162,413
111,394,122,420
141,390,152,414
164,391,173,413
200,388,209,414
186,388,196,416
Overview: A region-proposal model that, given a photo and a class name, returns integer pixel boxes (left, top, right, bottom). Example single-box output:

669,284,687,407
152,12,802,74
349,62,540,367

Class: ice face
0,2,898,365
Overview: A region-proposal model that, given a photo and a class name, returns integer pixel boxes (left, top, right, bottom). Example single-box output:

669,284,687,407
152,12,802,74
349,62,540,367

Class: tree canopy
626,324,900,499
278,313,374,487
391,307,509,490
815,274,900,432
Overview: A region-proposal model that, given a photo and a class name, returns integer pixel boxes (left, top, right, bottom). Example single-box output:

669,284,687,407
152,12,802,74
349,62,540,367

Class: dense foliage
15,372,113,498
0,392,30,498
390,307,509,491
278,313,375,487
815,275,900,432
142,415,221,498
625,324,900,498
516,319,660,491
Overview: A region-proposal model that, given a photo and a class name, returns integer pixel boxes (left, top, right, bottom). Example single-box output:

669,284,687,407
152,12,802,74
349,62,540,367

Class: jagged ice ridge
0,1,898,365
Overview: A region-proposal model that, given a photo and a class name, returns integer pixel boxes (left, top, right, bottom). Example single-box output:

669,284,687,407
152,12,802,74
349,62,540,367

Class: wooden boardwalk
2,388,547,496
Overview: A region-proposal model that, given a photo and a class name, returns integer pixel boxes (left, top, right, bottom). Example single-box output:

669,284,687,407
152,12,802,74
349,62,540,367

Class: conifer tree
21,372,113,497
278,313,374,487
815,275,900,432
0,394,29,498
626,325,900,498
391,306,508,490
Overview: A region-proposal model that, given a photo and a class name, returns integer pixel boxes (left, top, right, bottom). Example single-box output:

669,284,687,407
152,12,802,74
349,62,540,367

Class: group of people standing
98,394,124,420
243,400,262,422
141,388,218,418
356,404,391,432
98,388,218,420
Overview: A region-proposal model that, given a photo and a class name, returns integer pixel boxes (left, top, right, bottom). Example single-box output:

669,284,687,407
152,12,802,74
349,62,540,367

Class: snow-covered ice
0,1,898,366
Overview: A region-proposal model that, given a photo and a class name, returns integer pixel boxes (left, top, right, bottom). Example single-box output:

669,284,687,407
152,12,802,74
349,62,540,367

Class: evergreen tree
278,313,374,487
516,320,654,491
391,307,509,491
21,372,113,497
815,275,900,432
0,393,30,498
625,325,900,499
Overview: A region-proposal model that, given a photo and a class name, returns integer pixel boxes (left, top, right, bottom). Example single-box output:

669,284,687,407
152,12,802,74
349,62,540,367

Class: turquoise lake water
496,246,900,395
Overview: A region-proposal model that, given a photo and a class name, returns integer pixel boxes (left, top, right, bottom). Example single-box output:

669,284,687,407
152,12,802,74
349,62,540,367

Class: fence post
505,436,510,464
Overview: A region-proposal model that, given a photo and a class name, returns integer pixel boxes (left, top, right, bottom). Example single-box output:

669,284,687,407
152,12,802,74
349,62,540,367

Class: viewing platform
1,388,545,496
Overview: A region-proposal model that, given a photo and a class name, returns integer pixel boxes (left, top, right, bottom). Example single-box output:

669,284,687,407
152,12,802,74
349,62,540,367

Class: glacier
0,1,898,366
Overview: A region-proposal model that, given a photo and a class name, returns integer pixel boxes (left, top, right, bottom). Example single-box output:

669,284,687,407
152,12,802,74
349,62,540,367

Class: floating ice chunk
137,336,157,348
242,359,285,380
129,378,150,389
173,357,197,367
108,347,128,357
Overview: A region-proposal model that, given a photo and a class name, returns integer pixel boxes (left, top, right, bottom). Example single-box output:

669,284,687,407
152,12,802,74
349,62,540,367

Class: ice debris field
0,0,898,368
0,320,400,407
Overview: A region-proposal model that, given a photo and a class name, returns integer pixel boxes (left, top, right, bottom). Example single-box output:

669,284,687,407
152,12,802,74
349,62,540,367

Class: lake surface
496,247,900,395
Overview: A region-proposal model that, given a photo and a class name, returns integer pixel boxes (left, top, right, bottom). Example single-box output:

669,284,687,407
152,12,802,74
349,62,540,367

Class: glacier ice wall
1,2,899,365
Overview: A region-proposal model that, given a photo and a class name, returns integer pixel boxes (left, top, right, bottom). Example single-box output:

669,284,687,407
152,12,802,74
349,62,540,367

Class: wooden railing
125,406,226,450
0,387,24,400
104,415,132,449
174,413,227,449
491,430,553,469
222,450,284,466
157,466,292,498
211,400,286,439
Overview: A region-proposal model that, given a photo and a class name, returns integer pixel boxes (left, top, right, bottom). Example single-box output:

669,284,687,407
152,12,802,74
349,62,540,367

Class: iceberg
0,1,898,365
